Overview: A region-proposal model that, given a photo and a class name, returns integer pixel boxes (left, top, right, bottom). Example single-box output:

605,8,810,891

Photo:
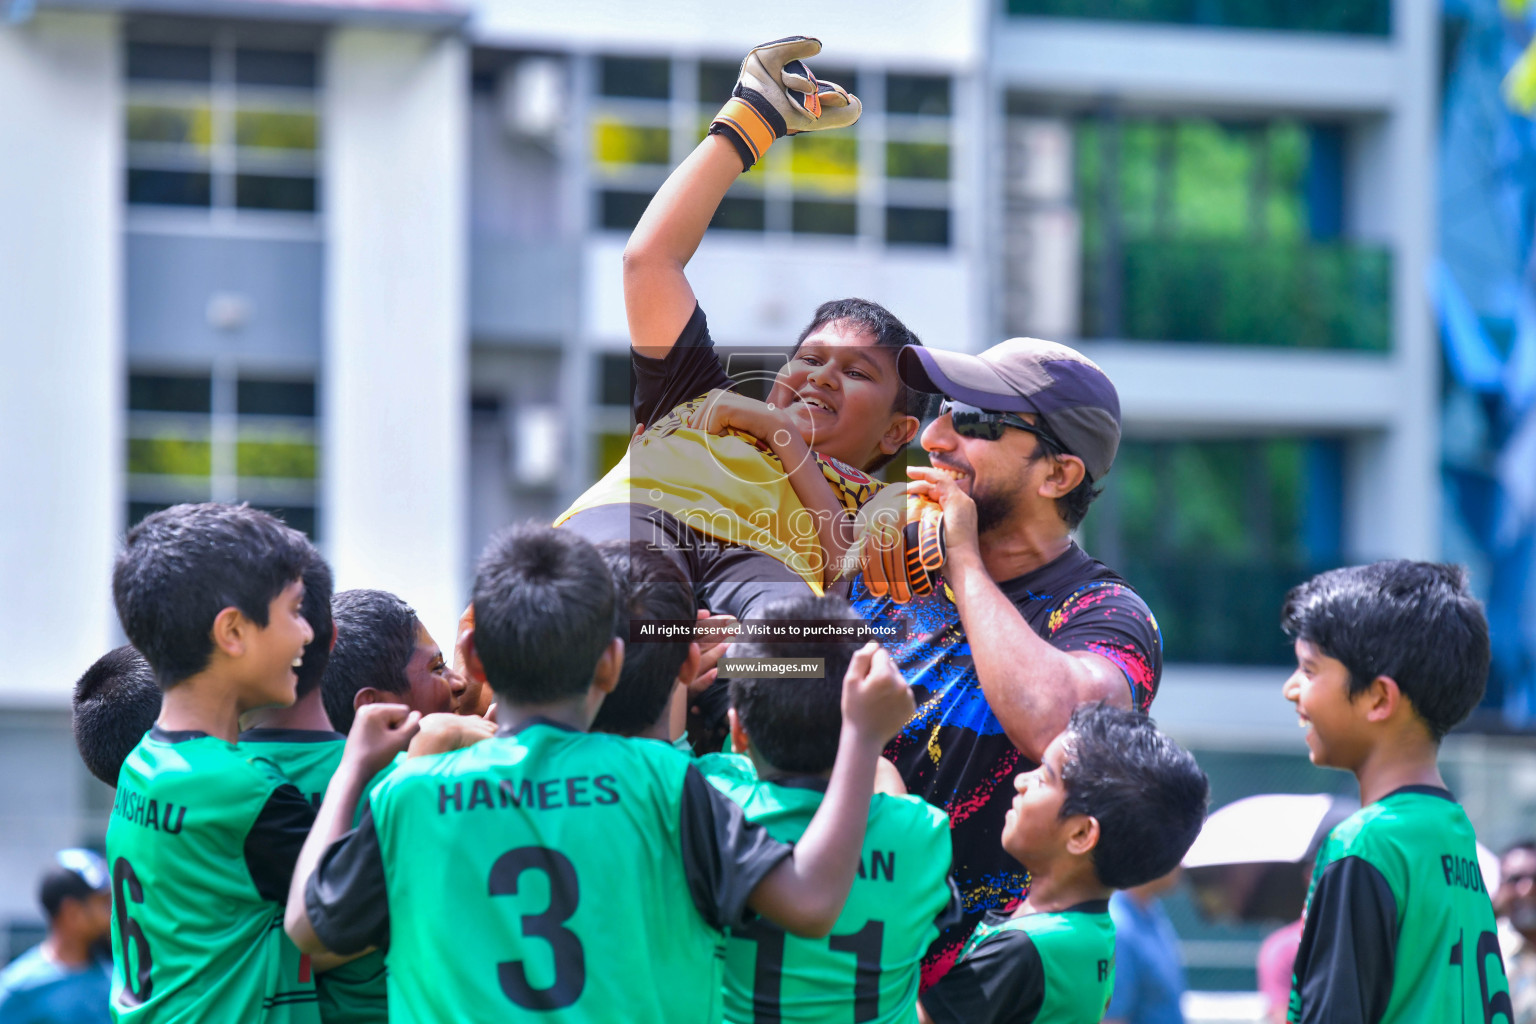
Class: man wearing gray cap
851,337,1163,989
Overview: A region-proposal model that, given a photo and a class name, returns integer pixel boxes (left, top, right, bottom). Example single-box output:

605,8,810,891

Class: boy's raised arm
623,135,743,355
746,643,913,936
285,704,419,956
624,36,861,358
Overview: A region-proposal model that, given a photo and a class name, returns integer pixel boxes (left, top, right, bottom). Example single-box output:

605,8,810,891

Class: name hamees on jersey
1441,854,1487,892
112,785,187,834
437,774,621,814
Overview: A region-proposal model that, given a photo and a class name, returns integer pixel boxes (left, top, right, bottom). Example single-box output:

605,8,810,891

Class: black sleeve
677,764,793,930
1040,581,1164,712
632,303,732,427
245,782,317,904
921,929,1045,1024
304,807,391,955
1290,856,1398,1024
933,876,965,934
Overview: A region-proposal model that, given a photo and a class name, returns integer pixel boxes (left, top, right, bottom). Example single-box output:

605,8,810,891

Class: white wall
323,27,468,645
0,11,122,704
472,0,984,67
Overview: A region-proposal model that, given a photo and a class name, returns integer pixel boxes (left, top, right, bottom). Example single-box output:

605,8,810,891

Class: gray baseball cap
898,337,1122,481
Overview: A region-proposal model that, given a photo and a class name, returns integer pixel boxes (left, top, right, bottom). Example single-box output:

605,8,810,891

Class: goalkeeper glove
708,36,861,171
858,490,945,605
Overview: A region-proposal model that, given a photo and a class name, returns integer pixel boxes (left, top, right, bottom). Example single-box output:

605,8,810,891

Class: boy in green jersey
286,524,915,1024
700,593,960,1024
106,503,419,1024
920,704,1208,1024
1282,561,1514,1024
589,540,700,746
238,548,391,1024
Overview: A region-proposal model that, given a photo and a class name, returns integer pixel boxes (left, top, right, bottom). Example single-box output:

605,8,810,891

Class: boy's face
244,579,314,709
767,321,908,469
1001,731,1074,867
403,621,465,717
1283,638,1368,769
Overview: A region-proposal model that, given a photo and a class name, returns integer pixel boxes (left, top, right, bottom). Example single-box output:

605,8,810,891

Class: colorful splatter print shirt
850,542,1161,990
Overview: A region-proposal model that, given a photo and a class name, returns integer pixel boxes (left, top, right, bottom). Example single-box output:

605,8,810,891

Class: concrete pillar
0,11,122,702
323,27,468,644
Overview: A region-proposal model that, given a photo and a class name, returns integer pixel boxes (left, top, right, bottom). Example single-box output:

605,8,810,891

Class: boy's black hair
111,503,312,689
726,593,864,774
294,546,335,701
39,866,102,922
796,297,940,472
1057,703,1209,890
1280,560,1490,741
473,524,616,705
590,541,697,737
321,589,419,734
72,646,160,786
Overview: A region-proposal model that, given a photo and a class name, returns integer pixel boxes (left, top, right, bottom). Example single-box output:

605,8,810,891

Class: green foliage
127,437,211,476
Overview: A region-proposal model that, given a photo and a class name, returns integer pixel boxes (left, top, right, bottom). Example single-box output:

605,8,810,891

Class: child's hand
408,712,496,758
686,389,794,447
689,611,739,695
343,704,421,775
841,642,913,747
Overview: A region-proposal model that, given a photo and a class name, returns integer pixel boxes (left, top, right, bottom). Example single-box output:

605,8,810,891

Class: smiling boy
107,503,335,1023
1281,561,1512,1024
918,704,1207,1024
556,37,934,626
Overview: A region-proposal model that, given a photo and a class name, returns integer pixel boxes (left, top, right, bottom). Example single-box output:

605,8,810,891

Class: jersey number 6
489,846,585,1010
112,857,154,1006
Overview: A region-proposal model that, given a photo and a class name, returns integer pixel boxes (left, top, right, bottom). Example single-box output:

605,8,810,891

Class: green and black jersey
698,753,960,1024
239,729,390,1024
107,726,319,1024
304,719,793,1024
1288,785,1513,1024
920,902,1115,1024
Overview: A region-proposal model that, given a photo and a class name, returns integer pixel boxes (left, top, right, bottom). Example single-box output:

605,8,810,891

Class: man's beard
973,485,1016,535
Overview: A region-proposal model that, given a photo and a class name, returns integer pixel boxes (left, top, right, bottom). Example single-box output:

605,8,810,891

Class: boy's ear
675,642,702,689
1064,813,1101,858
460,626,487,686
728,707,751,756
354,687,388,710
1363,674,1403,723
210,605,249,658
593,638,624,696
879,414,921,456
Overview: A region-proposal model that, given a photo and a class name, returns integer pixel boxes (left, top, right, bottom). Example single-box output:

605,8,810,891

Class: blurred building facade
4,0,1534,1000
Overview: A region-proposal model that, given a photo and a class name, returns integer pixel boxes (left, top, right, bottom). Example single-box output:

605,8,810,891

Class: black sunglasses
940,400,1068,454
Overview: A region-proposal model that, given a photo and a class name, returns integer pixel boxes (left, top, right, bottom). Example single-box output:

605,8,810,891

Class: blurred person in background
1257,915,1305,1024
1497,839,1536,1024
1104,866,1187,1024
0,850,112,1024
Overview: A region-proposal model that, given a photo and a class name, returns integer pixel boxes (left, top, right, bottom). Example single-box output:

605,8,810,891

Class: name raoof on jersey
1441,853,1488,893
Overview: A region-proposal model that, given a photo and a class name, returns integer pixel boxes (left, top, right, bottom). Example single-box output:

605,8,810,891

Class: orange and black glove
708,36,862,170
857,489,945,604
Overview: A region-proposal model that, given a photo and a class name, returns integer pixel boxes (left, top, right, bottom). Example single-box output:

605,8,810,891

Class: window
1080,436,1344,664
1071,116,1388,348
126,40,320,214
127,370,320,538
589,57,955,247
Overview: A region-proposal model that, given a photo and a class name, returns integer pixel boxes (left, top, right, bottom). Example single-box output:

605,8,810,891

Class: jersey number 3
489,847,585,1010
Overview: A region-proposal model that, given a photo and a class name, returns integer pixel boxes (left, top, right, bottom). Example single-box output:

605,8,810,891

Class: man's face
921,407,1053,533
1496,847,1536,935
1001,731,1074,868
244,579,314,710
1282,638,1368,770
59,890,113,946
765,322,907,470
402,621,465,717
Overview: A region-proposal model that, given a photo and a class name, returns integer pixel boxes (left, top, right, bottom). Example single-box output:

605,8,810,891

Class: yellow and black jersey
555,305,883,591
